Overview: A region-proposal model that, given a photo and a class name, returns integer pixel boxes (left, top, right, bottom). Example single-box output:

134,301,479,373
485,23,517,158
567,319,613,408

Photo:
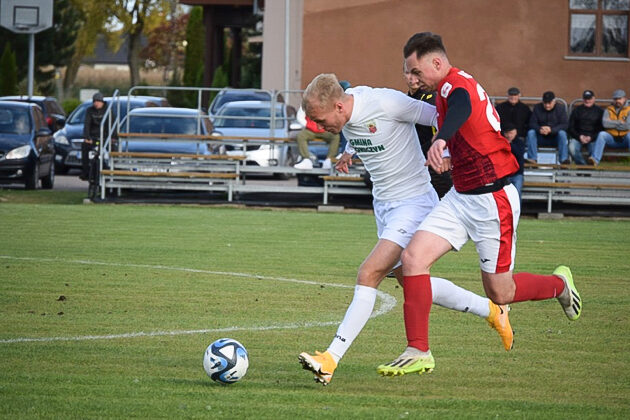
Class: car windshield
214,106,285,129
210,91,272,114
127,115,202,135
67,100,150,124
0,108,32,134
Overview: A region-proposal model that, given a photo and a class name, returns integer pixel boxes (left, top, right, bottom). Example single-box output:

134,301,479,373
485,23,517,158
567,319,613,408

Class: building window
569,0,629,57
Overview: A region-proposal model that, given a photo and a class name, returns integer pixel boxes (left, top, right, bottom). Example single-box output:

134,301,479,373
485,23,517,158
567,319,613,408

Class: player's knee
485,287,514,305
401,248,430,272
356,264,383,288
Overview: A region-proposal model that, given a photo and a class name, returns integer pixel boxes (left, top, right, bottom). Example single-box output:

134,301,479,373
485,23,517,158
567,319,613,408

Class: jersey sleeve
378,88,437,128
435,88,472,142
344,141,356,156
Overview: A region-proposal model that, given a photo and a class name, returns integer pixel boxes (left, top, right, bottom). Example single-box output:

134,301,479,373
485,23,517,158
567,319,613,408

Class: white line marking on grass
0,255,397,344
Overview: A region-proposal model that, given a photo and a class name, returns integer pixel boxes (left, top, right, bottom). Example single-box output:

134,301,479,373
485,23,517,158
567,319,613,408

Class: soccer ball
203,338,249,384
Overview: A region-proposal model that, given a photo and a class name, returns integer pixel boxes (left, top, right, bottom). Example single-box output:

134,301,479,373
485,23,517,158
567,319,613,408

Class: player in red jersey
377,32,583,376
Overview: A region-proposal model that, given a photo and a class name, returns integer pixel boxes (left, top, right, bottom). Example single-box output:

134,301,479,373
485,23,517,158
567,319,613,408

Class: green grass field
1,191,629,418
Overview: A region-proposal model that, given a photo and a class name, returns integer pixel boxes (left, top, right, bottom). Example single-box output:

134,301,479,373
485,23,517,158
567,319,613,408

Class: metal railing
490,96,570,116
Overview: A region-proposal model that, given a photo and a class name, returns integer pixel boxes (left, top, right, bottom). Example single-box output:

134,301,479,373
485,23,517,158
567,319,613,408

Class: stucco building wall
299,0,629,101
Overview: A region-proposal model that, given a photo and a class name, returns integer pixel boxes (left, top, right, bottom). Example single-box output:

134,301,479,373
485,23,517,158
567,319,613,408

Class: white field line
0,255,397,344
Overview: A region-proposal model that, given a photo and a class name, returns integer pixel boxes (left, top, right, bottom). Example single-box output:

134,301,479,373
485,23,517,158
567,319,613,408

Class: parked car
208,88,282,119
120,107,213,154
0,101,55,189
0,95,66,132
211,100,301,174
52,96,168,174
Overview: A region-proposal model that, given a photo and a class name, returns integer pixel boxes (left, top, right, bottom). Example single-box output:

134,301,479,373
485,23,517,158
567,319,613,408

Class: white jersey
343,86,436,201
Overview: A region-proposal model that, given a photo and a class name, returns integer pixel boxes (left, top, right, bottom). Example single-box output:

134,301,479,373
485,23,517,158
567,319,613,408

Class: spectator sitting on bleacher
495,87,532,142
591,89,630,166
501,122,524,200
293,107,340,170
568,89,604,165
526,91,569,164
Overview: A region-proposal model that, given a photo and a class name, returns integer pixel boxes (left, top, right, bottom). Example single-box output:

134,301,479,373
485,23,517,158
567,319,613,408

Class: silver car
211,101,302,176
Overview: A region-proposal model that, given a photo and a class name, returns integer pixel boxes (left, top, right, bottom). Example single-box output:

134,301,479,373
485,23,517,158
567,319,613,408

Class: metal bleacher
94,87,371,205
90,88,629,211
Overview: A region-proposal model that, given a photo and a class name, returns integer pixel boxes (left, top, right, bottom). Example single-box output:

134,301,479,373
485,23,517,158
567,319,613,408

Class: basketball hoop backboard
0,0,53,34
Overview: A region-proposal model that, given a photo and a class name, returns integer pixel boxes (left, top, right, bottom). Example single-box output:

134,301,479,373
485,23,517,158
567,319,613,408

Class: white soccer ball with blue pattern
203,338,249,384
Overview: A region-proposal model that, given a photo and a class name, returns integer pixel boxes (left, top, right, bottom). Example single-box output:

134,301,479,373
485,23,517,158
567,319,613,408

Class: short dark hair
403,32,446,59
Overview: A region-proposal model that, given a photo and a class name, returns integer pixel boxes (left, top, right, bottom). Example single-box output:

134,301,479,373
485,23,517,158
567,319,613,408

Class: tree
0,43,18,96
63,0,110,95
141,10,188,83
182,6,205,89
108,0,171,87
240,26,262,89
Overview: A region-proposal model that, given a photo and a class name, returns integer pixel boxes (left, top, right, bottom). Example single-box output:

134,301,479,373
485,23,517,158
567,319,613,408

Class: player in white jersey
297,73,514,386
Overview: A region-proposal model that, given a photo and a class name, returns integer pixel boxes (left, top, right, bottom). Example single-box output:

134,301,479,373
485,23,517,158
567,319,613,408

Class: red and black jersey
436,67,518,192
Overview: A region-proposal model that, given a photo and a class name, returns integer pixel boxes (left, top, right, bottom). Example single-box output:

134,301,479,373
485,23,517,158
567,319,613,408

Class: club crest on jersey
367,120,377,133
441,82,453,98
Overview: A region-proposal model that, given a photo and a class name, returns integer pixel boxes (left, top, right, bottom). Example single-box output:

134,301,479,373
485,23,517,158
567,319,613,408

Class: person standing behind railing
81,92,107,180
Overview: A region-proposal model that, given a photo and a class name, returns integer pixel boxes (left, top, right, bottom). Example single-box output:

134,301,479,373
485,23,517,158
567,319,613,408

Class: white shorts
417,183,520,274
374,189,439,268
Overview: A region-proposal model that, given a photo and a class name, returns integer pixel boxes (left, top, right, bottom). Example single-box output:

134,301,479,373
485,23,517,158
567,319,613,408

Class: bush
0,42,18,96
62,98,81,115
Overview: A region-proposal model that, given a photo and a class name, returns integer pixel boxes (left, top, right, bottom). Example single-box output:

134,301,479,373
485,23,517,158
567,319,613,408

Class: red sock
512,272,565,302
403,274,432,352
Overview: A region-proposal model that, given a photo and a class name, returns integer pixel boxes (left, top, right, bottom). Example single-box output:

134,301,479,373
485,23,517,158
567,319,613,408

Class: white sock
327,285,376,363
430,276,490,318
401,346,431,357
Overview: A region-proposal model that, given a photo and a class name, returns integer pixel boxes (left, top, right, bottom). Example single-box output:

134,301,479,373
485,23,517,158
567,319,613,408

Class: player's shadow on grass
163,377,319,390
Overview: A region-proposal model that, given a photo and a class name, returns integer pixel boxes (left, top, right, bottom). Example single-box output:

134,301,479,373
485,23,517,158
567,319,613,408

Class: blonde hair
302,73,344,116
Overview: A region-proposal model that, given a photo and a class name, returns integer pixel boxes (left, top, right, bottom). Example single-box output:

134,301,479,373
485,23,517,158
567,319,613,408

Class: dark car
208,88,282,119
0,95,66,132
52,96,168,174
0,101,55,189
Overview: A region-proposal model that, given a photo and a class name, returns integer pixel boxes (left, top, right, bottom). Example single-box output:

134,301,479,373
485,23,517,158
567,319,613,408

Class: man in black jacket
81,92,107,180
495,87,531,141
568,90,604,165
526,91,569,164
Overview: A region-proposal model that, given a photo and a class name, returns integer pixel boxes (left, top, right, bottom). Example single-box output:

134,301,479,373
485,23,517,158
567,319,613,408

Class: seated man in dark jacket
526,91,569,164
496,87,532,142
568,90,604,165
502,122,525,200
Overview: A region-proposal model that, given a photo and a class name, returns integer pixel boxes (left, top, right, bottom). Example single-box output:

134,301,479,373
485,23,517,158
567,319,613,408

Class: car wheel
55,162,69,175
25,164,40,190
42,162,55,189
